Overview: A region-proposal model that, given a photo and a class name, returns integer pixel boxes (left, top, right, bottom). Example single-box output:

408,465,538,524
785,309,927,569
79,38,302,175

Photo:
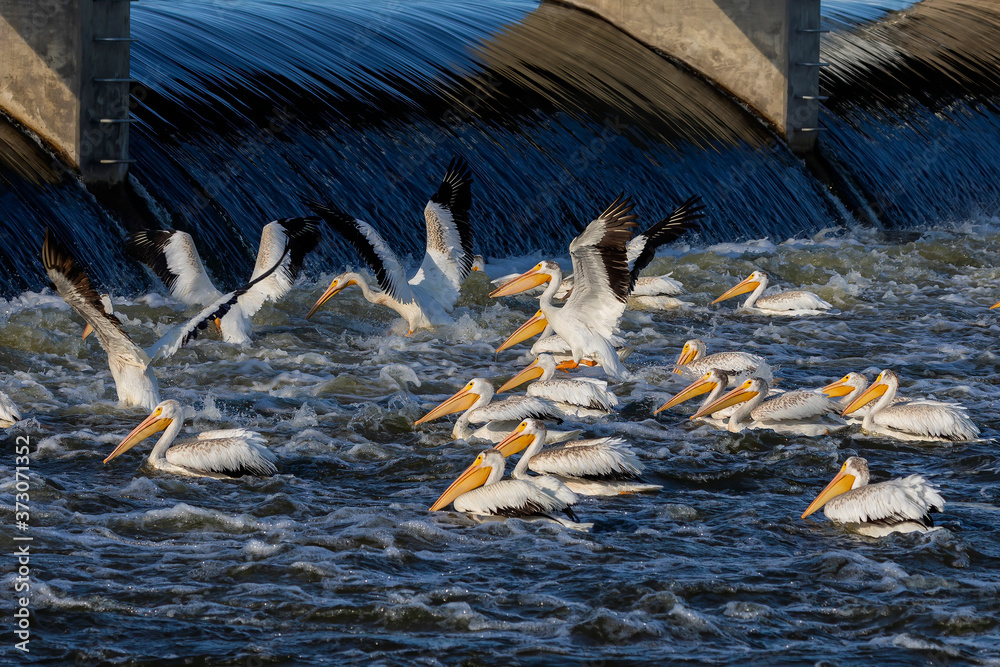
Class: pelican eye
474,454,483,464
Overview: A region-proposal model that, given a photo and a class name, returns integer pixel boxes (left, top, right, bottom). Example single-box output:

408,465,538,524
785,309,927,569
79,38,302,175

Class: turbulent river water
3,224,1000,664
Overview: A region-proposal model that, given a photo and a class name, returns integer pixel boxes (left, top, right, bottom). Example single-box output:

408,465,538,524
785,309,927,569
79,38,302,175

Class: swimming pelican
104,399,279,478
628,275,690,309
497,354,618,417
128,217,321,344
801,456,944,537
0,392,20,427
841,369,979,442
42,229,161,411
305,157,474,333
819,371,910,423
673,339,768,384
654,369,733,428
495,419,661,496
713,270,832,316
692,376,845,436
429,449,587,528
414,378,578,443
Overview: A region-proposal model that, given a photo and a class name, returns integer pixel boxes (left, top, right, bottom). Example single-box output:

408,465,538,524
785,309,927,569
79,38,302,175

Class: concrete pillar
557,0,824,154
0,0,132,184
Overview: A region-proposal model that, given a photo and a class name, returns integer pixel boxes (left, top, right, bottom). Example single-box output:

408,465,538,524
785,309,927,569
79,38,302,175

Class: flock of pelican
18,156,985,537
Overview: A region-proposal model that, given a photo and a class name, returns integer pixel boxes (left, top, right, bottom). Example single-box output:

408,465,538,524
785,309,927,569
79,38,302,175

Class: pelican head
674,339,707,370
414,378,492,425
691,376,764,419
801,456,870,518
497,354,575,392
104,399,183,464
655,369,728,414
429,449,503,511
820,372,867,399
305,272,361,319
841,369,899,416
497,310,548,352
713,270,767,305
489,260,561,298
494,419,544,457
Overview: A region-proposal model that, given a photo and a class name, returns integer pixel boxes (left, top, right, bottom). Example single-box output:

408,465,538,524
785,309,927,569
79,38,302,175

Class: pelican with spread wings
305,157,474,332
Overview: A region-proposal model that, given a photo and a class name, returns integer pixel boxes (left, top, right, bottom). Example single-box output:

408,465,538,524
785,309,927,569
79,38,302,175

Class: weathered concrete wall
0,0,131,183
557,0,822,153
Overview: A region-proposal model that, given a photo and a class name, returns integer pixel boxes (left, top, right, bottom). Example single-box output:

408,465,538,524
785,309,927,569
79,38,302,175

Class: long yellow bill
496,311,547,352
414,384,480,425
305,279,353,319
104,408,171,464
655,375,716,414
429,457,491,511
820,376,855,398
674,344,698,371
991,300,1000,310
712,275,761,304
489,266,551,298
82,323,95,340
841,381,887,416
497,361,544,393
690,380,758,419
493,423,534,457
801,466,856,518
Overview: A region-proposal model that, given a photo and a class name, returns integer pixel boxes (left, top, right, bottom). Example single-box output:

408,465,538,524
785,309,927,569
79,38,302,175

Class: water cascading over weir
1,0,999,297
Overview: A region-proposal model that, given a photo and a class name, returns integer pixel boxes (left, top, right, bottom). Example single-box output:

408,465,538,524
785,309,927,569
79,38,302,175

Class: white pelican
713,270,832,316
0,392,20,427
491,196,702,375
497,354,618,418
691,376,845,436
495,419,661,496
801,456,944,537
429,449,587,528
104,399,279,478
654,369,733,428
819,371,909,423
305,157,474,333
43,229,161,411
673,339,768,384
841,369,979,442
628,275,689,310
128,217,322,344
414,378,579,444
490,196,639,379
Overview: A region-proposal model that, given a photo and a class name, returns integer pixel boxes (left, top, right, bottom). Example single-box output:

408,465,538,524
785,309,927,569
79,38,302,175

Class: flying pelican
429,449,587,528
0,392,20,427
801,456,944,537
841,369,979,442
673,339,768,384
497,354,618,418
42,229,161,410
104,399,279,478
491,196,702,375
414,378,579,443
495,419,661,496
305,157,474,333
713,270,833,316
128,218,321,344
691,376,845,436
490,197,638,379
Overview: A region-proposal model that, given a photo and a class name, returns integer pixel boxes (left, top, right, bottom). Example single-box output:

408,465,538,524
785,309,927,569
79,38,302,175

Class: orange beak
496,311,547,352
690,380,757,419
841,381,886,416
489,266,551,298
654,375,717,414
712,275,761,305
429,458,491,511
306,279,355,319
801,465,856,519
414,384,481,425
497,360,544,393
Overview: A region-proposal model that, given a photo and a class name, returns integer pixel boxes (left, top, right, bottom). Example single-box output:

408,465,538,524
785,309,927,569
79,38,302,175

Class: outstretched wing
127,230,222,306
148,247,290,360
42,229,150,370
307,200,415,304
565,194,638,331
411,156,475,310
238,216,322,318
627,195,704,288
